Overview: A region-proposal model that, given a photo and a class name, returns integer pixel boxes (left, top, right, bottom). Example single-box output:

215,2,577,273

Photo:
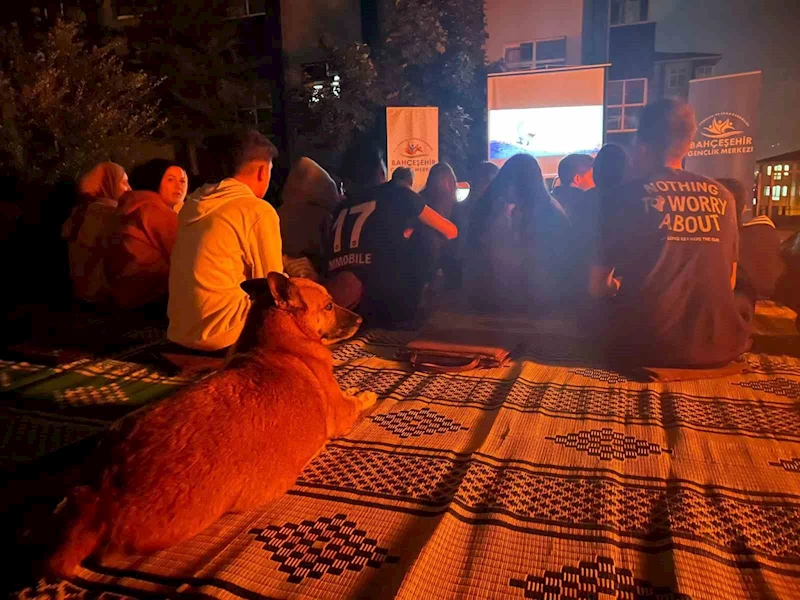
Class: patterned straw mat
8,303,800,600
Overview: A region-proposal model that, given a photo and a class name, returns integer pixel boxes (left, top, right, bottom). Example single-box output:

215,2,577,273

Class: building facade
756,151,800,217
485,0,722,147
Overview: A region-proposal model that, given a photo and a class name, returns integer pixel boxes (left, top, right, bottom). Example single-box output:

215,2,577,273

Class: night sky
653,0,800,159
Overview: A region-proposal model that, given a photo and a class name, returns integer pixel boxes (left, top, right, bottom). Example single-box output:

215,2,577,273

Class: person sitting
326,146,457,327
565,144,630,311
451,161,499,288
466,153,571,315
552,153,594,219
278,157,340,281
62,162,131,304
411,162,459,290
104,160,188,312
591,98,750,367
391,167,414,189
168,130,282,351
719,177,784,324
592,144,628,196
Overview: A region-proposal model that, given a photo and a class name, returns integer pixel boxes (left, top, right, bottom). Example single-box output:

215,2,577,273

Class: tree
0,20,162,184
291,0,487,177
128,2,276,171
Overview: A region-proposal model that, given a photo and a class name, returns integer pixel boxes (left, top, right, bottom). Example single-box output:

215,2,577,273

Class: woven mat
12,303,800,600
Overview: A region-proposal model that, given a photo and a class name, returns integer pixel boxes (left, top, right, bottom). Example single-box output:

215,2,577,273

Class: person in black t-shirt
327,148,457,327
592,98,750,367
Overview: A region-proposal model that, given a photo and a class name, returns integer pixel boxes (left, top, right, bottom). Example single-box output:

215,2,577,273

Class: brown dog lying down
47,273,377,577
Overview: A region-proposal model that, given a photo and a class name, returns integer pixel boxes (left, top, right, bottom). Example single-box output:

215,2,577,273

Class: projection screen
487,65,607,177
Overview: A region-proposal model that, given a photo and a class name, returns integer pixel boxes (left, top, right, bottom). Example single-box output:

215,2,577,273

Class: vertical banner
386,107,439,191
686,71,761,205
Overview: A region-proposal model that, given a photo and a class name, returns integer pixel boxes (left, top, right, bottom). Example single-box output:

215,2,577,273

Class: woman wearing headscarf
62,162,131,304
278,157,340,281
466,153,571,314
104,159,188,311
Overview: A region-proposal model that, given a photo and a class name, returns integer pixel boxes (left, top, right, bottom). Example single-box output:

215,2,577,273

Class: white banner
386,106,439,191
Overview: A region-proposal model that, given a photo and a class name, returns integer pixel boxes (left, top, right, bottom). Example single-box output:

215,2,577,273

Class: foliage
129,2,274,148
291,0,487,176
0,20,163,184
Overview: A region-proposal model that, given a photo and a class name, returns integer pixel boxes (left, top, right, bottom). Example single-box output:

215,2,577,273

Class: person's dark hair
392,167,414,186
557,154,594,187
230,129,278,175
637,98,696,162
593,144,628,193
469,153,552,246
471,161,500,191
129,158,183,193
340,144,386,192
718,177,748,226
422,162,457,216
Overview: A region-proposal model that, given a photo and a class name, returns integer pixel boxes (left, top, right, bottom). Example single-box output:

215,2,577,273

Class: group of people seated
63,98,785,369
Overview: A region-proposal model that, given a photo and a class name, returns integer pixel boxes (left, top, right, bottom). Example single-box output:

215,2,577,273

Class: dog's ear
240,278,273,300
267,272,304,310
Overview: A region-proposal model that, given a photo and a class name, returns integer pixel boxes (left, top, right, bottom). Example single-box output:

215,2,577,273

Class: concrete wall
485,0,585,66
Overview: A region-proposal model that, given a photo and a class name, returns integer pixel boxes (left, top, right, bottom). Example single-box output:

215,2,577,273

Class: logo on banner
688,112,754,158
396,138,433,159
391,138,436,168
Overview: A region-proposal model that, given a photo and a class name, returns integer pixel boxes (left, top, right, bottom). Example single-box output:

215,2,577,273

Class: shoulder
743,215,776,229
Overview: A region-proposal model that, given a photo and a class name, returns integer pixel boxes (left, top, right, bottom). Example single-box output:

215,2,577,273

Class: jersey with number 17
326,182,427,285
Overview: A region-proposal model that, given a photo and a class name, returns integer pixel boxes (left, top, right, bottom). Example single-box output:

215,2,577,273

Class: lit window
776,165,783,172
767,166,772,175
783,186,789,197
765,186,771,196
773,187,781,201
785,164,791,172
776,172,782,180
606,78,647,133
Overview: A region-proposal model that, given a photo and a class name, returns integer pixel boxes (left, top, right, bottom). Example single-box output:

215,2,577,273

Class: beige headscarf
63,162,127,303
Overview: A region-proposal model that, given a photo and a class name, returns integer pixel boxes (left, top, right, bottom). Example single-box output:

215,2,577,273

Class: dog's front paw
353,390,378,410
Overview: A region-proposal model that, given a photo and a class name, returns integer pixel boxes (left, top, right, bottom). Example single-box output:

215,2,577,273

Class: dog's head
240,273,363,347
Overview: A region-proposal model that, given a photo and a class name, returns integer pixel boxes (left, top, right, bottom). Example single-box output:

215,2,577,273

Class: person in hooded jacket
105,159,188,311
168,130,282,352
62,162,131,304
278,157,340,281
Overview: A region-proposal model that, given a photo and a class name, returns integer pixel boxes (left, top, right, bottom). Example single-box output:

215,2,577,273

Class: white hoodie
168,178,283,350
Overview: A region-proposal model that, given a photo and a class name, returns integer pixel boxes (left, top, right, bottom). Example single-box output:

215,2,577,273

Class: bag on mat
398,327,515,373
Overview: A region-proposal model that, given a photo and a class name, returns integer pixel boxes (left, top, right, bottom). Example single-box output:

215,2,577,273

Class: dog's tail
45,485,107,578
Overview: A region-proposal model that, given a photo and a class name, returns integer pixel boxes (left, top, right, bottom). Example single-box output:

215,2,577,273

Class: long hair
468,154,551,246
421,162,457,217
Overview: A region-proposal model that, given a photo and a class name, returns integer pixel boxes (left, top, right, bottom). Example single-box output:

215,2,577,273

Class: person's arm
589,266,621,298
418,205,458,240
249,207,284,277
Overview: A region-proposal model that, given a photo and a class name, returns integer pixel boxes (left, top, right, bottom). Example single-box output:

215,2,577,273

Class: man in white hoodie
167,130,282,351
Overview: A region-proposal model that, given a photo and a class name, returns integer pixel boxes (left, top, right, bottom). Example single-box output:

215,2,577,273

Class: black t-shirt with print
327,182,427,322
600,167,750,367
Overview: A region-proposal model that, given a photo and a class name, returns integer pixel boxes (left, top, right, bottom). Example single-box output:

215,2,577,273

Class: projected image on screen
489,105,604,161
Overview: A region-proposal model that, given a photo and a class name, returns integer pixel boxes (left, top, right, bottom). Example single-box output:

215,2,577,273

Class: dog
46,272,377,577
